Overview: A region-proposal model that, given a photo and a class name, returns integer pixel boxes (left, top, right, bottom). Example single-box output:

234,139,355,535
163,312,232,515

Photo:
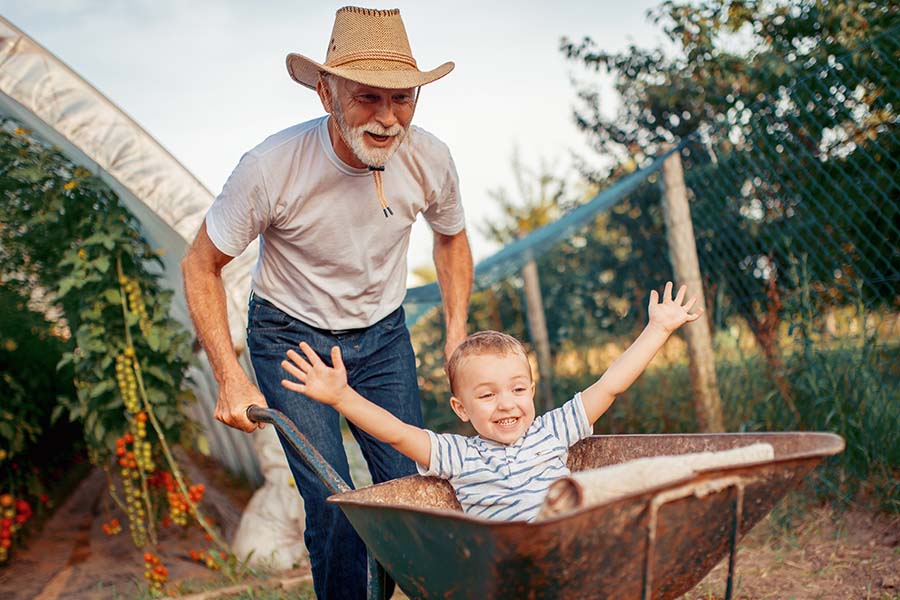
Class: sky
3,0,667,280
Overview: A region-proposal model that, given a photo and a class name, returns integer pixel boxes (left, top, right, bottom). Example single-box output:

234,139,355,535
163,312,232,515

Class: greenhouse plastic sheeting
0,16,261,482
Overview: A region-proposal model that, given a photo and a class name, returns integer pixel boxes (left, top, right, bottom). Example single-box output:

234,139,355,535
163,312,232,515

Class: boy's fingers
687,307,704,320
684,295,698,313
299,341,323,366
281,359,307,381
280,378,306,393
675,284,687,304
331,346,344,370
649,289,659,305
664,281,673,300
285,349,309,372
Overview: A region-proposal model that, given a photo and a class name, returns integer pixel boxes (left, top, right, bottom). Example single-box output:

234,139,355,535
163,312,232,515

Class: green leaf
195,434,211,456
89,379,115,399
92,420,105,444
94,255,110,273
146,329,160,352
103,289,121,305
57,352,74,370
50,404,65,424
144,365,174,386
57,276,78,297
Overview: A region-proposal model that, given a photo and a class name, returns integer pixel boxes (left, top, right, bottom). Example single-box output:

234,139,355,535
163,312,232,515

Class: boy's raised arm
281,342,432,468
581,282,702,424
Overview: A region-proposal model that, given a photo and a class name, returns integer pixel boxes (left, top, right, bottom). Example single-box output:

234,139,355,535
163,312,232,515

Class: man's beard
333,104,407,167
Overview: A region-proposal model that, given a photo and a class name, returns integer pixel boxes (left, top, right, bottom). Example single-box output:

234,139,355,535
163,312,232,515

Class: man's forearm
183,254,242,385
433,230,473,345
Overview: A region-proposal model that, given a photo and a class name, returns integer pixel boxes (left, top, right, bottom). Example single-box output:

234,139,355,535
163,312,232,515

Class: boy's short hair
447,331,531,395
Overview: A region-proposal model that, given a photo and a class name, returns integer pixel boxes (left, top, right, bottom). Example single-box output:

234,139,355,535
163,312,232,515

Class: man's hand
281,343,350,407
214,373,268,432
648,281,703,334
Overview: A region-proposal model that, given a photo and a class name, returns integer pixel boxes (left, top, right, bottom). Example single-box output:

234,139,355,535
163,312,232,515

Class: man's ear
316,76,334,113
449,396,469,422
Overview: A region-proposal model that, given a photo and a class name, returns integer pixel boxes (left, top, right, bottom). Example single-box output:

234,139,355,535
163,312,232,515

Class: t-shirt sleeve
416,430,468,479
205,152,272,257
421,147,465,235
541,392,592,447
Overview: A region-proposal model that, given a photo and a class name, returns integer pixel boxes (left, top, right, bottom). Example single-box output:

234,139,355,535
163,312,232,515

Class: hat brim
286,53,454,91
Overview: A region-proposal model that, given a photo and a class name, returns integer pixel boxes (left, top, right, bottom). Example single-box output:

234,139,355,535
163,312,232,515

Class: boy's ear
449,396,469,422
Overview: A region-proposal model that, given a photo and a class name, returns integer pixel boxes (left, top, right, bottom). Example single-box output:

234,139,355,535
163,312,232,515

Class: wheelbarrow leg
642,477,745,600
367,553,389,600
724,484,744,600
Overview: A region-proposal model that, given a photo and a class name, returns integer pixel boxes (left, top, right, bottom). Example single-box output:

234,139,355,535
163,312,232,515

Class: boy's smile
450,353,536,445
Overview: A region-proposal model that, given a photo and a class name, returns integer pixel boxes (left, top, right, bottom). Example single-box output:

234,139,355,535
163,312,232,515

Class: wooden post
522,258,554,412
660,147,725,432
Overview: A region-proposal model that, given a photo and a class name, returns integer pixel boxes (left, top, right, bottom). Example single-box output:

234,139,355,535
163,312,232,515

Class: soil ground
1,449,896,599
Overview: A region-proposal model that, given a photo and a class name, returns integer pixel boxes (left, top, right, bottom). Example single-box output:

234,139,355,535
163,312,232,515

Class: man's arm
182,222,266,432
581,283,701,424
281,343,432,467
433,229,473,361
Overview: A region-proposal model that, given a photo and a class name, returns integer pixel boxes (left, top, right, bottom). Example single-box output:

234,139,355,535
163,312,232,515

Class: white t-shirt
206,116,465,330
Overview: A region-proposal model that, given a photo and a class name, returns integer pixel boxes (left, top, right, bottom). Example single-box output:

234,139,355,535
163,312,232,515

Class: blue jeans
247,295,422,600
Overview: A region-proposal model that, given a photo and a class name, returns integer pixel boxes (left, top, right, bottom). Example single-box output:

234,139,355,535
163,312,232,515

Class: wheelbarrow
247,406,844,599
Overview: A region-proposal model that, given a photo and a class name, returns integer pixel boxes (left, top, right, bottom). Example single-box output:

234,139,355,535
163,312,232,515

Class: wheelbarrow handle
246,405,352,496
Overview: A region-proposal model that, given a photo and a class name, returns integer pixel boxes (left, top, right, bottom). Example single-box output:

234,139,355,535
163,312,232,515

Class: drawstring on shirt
369,166,393,218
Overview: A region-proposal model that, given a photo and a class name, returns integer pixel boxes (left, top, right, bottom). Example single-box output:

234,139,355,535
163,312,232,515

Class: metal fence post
660,146,725,432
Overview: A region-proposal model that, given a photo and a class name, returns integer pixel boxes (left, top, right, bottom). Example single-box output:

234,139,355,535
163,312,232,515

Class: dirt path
0,452,263,599
687,502,899,599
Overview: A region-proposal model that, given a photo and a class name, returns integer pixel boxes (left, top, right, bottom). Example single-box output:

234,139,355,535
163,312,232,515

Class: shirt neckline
318,116,370,177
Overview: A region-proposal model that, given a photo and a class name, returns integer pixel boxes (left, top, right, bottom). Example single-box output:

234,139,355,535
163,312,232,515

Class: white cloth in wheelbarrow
535,443,774,520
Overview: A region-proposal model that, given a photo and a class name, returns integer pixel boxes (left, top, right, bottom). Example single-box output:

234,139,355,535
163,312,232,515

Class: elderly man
182,6,472,598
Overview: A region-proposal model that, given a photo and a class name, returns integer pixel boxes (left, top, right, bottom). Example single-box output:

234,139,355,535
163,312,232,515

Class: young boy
281,282,701,522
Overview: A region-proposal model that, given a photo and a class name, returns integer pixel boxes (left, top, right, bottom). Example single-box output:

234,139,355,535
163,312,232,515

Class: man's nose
374,100,398,128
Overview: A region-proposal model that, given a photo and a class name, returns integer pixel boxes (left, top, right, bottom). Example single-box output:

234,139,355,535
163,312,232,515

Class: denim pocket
249,299,295,332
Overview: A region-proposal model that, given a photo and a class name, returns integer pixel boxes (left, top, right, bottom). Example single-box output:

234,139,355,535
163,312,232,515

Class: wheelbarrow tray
329,432,844,599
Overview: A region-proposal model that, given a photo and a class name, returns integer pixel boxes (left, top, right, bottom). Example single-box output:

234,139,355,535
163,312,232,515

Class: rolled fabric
536,443,774,520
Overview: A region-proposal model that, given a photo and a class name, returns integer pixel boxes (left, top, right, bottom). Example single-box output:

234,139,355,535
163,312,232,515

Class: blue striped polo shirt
416,393,592,522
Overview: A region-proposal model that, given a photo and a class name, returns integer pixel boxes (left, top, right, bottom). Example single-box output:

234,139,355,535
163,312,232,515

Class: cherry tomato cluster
149,471,205,527
114,430,152,545
101,518,121,536
0,493,33,563
121,276,151,337
115,350,140,414
143,551,169,593
189,548,227,571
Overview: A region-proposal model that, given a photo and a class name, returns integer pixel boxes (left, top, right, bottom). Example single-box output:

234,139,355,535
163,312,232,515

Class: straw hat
286,6,454,91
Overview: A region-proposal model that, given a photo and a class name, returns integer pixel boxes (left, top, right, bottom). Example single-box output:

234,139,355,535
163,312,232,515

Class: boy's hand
281,343,349,406
648,282,703,334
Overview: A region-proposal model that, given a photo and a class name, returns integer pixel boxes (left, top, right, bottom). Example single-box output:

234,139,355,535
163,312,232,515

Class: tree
562,0,900,424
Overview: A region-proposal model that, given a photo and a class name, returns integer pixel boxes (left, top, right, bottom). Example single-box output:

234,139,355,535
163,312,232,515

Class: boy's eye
478,392,495,400
513,387,527,393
